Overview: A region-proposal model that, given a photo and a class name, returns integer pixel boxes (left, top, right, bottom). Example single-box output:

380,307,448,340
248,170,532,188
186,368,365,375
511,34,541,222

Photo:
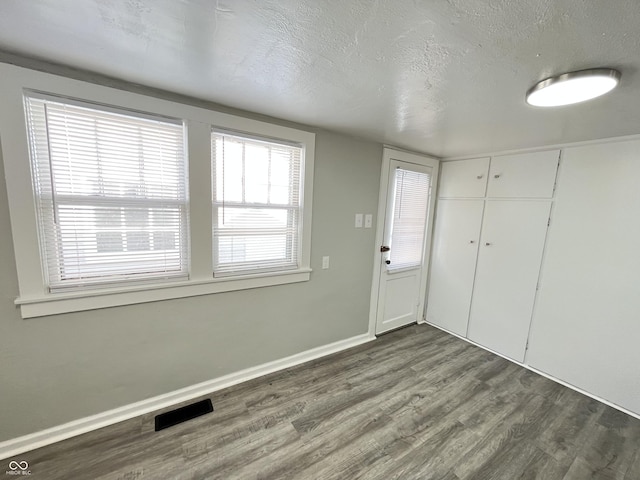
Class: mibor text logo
6,460,31,476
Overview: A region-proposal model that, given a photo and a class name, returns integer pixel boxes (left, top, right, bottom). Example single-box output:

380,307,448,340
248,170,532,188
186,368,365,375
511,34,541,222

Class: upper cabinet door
439,158,490,198
487,150,559,198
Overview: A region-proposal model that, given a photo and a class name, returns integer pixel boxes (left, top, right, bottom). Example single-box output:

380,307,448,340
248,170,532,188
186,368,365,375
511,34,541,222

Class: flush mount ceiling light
526,68,621,107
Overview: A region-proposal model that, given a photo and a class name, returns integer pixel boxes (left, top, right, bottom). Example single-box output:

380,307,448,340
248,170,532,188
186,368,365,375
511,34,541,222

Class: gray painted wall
0,85,382,440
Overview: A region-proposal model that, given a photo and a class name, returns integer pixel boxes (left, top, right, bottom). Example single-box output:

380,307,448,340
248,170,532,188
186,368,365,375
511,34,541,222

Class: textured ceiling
1,0,639,158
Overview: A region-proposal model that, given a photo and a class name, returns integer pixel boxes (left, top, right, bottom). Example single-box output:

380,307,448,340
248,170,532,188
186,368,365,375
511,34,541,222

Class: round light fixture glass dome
526,68,621,107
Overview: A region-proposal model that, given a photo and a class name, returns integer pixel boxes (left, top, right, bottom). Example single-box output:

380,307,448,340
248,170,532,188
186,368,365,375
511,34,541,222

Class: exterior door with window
373,150,439,335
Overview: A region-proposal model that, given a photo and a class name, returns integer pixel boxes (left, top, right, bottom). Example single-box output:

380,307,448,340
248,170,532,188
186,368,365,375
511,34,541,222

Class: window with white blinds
388,167,431,271
212,131,303,276
24,94,189,291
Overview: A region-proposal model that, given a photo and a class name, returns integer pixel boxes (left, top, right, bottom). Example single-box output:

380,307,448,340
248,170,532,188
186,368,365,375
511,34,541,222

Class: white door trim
368,147,440,336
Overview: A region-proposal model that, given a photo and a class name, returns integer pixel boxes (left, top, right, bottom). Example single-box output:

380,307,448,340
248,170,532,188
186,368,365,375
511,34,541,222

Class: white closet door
426,199,484,336
487,150,559,198
468,200,551,361
439,158,490,198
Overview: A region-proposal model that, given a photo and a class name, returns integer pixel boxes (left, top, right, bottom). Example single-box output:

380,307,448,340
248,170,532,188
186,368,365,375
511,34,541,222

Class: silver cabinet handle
485,242,491,246
469,240,475,244
494,174,501,179
477,174,483,179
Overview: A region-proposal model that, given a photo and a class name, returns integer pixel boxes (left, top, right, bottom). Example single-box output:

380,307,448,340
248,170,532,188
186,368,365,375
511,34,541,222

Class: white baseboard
0,333,375,461
421,320,640,421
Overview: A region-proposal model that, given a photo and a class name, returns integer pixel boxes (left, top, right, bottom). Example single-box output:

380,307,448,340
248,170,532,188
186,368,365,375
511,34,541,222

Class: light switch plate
322,256,330,269
364,214,373,228
355,214,363,228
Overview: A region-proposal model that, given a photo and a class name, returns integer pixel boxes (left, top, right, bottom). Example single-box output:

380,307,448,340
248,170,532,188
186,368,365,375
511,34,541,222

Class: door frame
368,147,440,336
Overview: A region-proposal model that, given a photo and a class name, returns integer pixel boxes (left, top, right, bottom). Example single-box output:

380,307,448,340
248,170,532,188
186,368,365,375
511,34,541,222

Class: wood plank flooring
10,324,640,479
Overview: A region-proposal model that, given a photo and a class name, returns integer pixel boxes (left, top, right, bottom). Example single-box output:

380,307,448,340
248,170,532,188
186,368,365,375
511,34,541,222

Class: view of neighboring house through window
211,131,303,276
24,94,189,291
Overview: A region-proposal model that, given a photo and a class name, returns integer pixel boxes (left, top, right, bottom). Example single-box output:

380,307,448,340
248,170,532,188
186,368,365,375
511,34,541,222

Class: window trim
0,63,314,318
14,268,313,318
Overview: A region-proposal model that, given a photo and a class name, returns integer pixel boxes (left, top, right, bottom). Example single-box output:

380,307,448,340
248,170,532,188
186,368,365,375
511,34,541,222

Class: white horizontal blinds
212,131,302,276
388,167,431,271
24,95,189,291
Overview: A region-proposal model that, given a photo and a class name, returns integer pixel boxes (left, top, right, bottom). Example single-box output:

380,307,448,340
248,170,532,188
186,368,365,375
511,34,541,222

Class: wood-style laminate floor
11,324,640,479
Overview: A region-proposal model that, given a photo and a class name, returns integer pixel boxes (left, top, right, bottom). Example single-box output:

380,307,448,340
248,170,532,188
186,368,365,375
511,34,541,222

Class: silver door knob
494,174,501,179
485,242,492,246
476,175,483,179
469,240,475,244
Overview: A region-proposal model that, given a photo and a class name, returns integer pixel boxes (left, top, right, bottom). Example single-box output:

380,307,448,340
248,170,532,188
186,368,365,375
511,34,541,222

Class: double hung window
1,64,314,317
24,94,189,291
211,131,303,276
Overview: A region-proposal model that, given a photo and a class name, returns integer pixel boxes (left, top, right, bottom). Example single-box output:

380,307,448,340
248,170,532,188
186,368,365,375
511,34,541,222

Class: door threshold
376,322,418,337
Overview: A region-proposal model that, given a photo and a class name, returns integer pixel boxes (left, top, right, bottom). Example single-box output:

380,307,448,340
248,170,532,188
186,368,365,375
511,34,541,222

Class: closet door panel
439,158,490,198
467,200,551,361
487,150,559,198
426,199,484,336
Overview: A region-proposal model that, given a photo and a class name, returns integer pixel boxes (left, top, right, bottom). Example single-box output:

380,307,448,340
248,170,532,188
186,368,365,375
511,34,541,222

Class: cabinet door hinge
547,217,551,227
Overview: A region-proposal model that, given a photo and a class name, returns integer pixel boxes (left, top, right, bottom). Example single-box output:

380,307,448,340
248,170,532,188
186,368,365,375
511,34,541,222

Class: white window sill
15,268,312,318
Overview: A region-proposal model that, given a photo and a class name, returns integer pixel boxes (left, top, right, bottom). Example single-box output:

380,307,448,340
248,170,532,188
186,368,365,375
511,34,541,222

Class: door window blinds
24,95,189,291
388,168,431,271
212,131,303,276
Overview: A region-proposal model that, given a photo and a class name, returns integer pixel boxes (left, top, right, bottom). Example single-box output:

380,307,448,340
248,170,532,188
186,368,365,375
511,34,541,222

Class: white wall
0,63,383,441
526,138,640,414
